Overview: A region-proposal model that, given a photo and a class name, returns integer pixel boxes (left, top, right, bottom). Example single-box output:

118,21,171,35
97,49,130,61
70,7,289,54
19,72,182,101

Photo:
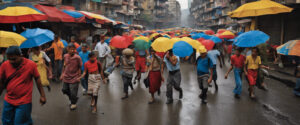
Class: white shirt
94,42,111,57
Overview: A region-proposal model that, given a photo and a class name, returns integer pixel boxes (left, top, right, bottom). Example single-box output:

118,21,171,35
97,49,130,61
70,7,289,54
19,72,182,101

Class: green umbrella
133,39,151,51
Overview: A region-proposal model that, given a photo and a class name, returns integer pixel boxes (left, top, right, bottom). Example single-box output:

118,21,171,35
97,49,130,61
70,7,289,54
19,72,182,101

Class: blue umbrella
233,30,269,47
209,36,222,43
20,28,54,48
172,41,193,57
61,39,68,47
105,38,111,44
62,10,84,18
192,33,211,40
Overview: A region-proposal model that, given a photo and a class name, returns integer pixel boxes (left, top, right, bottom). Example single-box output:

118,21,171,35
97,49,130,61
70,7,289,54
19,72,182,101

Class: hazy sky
177,0,188,10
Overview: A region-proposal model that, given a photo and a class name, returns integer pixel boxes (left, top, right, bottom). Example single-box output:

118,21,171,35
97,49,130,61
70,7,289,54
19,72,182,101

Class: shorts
135,56,146,72
88,74,101,96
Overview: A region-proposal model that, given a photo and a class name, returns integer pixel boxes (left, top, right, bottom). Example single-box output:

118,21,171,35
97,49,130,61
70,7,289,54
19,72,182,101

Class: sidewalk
268,64,297,88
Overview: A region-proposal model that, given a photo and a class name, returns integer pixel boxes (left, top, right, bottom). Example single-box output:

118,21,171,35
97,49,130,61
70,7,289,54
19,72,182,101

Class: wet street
1,62,300,125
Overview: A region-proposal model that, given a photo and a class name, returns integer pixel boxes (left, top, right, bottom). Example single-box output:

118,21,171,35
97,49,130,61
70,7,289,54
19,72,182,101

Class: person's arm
35,76,46,105
170,56,178,66
60,56,66,80
79,68,87,81
225,65,233,79
105,45,111,56
208,68,213,84
32,64,46,105
46,44,54,51
160,60,165,82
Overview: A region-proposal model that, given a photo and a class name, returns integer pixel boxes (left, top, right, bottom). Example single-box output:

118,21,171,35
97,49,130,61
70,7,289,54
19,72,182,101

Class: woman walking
29,47,51,91
79,52,106,113
148,48,164,104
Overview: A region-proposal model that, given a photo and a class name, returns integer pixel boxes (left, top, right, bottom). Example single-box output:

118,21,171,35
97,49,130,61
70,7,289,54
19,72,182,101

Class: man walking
94,35,111,77
164,50,183,104
61,43,82,110
196,49,213,104
207,45,222,90
225,48,245,98
46,35,64,82
0,46,46,125
79,44,90,95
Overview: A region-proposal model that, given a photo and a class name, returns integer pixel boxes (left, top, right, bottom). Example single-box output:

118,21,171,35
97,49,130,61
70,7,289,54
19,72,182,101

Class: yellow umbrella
181,37,202,49
196,46,207,53
151,37,172,52
229,0,293,18
170,38,181,44
149,33,160,40
134,36,149,42
0,31,26,47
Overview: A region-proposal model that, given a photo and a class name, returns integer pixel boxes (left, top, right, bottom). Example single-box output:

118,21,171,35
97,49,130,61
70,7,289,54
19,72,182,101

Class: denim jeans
233,68,243,95
294,78,300,96
2,101,33,125
53,60,62,80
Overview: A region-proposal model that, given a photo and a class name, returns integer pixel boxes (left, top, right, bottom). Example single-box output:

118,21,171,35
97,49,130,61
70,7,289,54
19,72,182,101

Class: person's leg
200,75,209,104
247,70,257,98
69,83,79,105
92,96,98,113
53,60,58,81
81,72,88,94
2,101,15,125
294,78,300,96
14,103,32,125
233,68,242,98
57,60,62,81
173,71,183,99
62,83,71,100
213,65,218,90
166,74,174,104
122,75,129,99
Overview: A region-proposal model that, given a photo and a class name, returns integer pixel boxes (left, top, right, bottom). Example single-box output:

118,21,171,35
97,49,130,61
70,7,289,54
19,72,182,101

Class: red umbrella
217,29,227,34
197,38,205,42
110,35,129,48
205,30,215,35
200,40,215,51
35,4,75,22
123,34,133,46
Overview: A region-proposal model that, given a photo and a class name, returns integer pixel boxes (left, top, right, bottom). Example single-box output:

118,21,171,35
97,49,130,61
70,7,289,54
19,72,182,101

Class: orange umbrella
110,35,129,48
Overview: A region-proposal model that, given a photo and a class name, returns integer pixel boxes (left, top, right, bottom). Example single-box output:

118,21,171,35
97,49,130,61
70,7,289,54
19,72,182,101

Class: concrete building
190,0,300,44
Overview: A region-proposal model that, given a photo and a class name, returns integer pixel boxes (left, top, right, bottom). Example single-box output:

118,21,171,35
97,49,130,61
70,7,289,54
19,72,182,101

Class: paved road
0,62,300,125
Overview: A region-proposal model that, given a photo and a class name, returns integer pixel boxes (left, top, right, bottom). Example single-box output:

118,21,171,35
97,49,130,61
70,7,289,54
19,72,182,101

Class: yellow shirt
245,55,261,70
50,41,64,60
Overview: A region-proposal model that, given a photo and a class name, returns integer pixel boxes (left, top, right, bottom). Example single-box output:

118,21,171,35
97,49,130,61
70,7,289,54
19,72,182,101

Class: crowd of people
0,30,299,125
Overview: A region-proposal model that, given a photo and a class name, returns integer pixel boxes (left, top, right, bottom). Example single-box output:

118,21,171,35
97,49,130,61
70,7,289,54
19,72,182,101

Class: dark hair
88,52,96,58
67,43,76,48
6,46,22,56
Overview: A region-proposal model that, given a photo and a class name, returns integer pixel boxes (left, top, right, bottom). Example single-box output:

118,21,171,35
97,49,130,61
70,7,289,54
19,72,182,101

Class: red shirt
227,45,233,54
0,58,40,106
231,54,245,68
84,60,100,73
63,54,82,83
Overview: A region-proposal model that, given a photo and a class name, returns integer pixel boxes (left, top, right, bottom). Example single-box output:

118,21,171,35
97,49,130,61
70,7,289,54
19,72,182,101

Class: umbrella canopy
277,40,300,56
233,30,269,47
79,11,115,24
205,30,215,35
133,39,150,51
149,33,160,40
218,31,235,39
35,4,75,22
209,36,222,43
134,36,149,42
110,35,129,48
200,40,215,51
0,31,26,47
229,0,293,18
192,33,211,40
0,3,47,23
151,37,172,52
61,39,68,47
20,28,55,48
181,37,202,49
172,41,193,57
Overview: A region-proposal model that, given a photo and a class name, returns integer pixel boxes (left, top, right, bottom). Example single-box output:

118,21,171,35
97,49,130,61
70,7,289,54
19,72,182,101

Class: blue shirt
197,56,213,75
164,56,180,71
79,51,90,70
77,46,82,53
207,50,220,65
